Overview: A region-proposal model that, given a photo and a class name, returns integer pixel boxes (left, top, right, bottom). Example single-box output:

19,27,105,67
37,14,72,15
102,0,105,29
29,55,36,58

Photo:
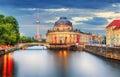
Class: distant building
90,34,103,44
46,17,102,49
106,20,120,46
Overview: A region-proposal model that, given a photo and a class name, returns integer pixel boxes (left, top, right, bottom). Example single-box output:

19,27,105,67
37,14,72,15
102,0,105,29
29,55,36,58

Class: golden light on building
46,17,103,49
106,20,120,46
46,17,80,49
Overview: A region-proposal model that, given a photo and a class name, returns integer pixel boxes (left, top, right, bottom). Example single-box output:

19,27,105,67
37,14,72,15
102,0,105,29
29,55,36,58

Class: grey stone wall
84,45,120,60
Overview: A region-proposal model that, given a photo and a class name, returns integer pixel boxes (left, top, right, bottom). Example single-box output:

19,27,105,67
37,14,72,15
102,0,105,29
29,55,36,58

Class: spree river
0,46,120,77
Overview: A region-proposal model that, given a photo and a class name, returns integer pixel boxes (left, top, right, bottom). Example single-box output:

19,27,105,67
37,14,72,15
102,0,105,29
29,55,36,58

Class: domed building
46,17,103,49
46,17,80,49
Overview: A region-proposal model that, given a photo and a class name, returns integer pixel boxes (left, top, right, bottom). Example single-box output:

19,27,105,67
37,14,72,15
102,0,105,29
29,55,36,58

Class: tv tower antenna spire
35,9,41,40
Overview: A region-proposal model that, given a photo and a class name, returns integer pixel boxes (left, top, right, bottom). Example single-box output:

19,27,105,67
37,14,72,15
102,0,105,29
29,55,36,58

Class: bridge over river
0,45,120,77
16,42,84,50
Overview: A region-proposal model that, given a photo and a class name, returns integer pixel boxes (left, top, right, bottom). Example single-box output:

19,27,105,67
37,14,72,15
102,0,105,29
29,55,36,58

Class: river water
0,46,120,77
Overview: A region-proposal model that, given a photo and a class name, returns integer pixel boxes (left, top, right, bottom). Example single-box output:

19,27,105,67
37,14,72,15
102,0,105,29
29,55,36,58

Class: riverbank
0,45,13,50
0,43,45,55
84,45,120,60
0,45,22,55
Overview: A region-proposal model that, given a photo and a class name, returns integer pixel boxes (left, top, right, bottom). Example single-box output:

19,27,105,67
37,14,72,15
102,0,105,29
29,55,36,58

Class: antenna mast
35,9,41,40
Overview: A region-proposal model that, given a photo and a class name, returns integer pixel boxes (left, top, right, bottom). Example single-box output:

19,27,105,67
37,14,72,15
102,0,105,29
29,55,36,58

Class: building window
57,28,59,31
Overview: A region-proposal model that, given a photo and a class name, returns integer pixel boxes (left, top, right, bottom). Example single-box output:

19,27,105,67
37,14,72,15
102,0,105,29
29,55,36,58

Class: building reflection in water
2,53,13,77
0,49,120,77
58,50,68,76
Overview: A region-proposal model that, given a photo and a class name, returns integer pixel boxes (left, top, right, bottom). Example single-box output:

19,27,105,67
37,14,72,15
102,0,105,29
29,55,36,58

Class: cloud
19,8,69,12
44,18,58,24
44,8,69,12
83,17,108,25
1,0,120,36
45,20,56,24
71,16,93,25
19,8,38,11
95,11,120,18
112,3,120,7
71,17,93,22
82,27,105,30
95,11,120,23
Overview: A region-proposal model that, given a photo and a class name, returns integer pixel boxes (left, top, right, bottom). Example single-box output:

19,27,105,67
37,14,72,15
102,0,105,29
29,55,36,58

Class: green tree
0,14,4,24
0,14,20,45
102,36,106,44
0,26,6,44
20,36,37,43
5,16,20,43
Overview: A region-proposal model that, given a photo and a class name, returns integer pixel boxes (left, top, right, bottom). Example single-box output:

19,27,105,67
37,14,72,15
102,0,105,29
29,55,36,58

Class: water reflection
67,52,120,77
13,50,59,77
0,46,120,77
0,53,13,77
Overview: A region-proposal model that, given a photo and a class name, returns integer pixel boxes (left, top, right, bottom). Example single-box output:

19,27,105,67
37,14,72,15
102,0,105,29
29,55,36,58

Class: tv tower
34,9,42,40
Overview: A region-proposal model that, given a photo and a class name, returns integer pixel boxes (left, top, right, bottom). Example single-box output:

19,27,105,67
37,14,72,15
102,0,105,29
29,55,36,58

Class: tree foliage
20,36,37,43
102,36,106,44
0,14,20,45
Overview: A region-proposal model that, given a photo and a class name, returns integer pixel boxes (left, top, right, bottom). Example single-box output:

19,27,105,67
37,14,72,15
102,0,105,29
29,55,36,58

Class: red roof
113,26,120,30
106,20,120,28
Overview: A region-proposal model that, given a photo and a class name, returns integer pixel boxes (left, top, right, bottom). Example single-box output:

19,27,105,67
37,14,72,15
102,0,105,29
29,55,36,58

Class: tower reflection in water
2,53,13,77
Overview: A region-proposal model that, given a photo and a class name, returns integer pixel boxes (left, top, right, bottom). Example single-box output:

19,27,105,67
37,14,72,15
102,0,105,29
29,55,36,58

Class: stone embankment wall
0,46,21,55
84,45,120,60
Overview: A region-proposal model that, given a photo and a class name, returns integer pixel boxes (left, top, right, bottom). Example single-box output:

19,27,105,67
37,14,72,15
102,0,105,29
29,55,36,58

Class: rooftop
106,20,120,28
54,17,72,26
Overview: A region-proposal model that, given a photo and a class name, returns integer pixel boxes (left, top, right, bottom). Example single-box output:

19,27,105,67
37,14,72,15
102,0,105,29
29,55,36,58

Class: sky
0,0,120,37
